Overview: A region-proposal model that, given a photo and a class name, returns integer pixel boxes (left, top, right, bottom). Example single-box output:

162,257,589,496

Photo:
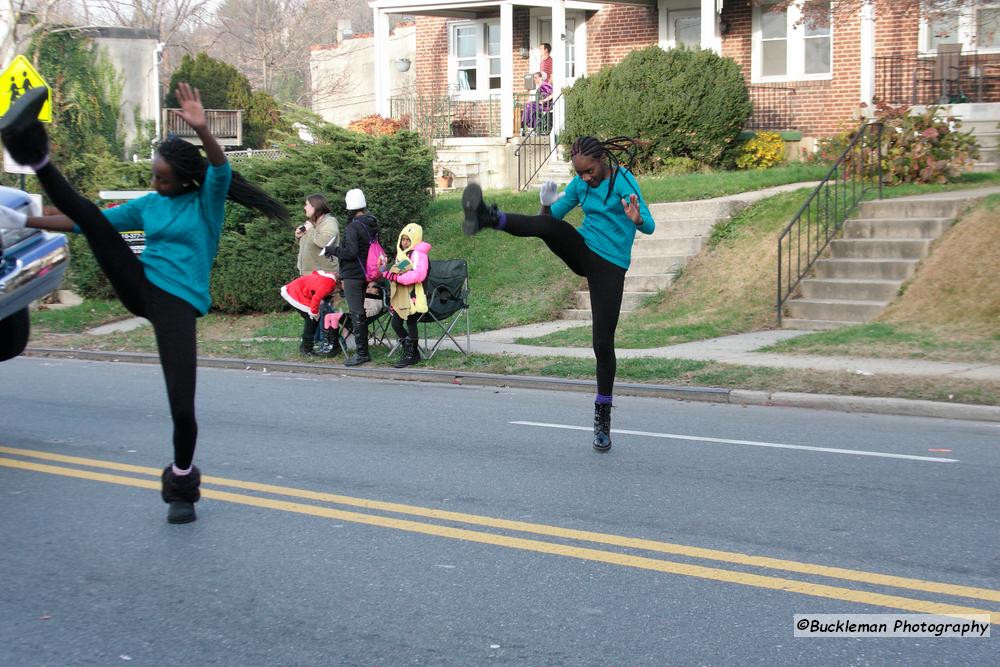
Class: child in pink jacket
385,223,430,367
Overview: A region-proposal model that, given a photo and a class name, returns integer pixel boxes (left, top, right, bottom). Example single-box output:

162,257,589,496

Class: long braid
157,138,290,222
570,135,644,202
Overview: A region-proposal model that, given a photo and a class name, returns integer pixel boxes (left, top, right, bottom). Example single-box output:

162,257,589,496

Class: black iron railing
514,92,563,191
776,122,884,325
874,51,1000,106
746,84,797,131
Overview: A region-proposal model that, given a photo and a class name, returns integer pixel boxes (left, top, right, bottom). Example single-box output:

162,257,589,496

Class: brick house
366,0,1000,189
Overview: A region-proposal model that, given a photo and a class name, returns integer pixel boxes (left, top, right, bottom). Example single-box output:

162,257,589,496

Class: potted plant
435,167,454,189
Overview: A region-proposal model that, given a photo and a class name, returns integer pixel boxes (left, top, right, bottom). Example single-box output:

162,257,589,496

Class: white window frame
528,9,587,85
918,2,1000,55
658,7,701,49
448,19,501,100
751,0,833,83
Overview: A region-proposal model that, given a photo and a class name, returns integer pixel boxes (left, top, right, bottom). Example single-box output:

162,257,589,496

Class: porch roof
368,0,655,17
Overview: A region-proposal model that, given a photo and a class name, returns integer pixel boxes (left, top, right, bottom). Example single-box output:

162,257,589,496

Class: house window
449,20,501,97
920,2,1000,53
538,19,578,79
455,25,478,91
487,23,501,90
753,0,832,82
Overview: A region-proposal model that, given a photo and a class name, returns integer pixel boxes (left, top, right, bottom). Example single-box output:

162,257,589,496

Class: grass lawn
519,174,1000,350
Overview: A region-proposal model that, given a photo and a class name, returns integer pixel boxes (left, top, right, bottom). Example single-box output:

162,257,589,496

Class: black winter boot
0,87,50,165
593,402,612,452
315,327,339,357
461,182,500,236
299,336,315,356
161,465,201,524
344,320,370,366
392,338,422,368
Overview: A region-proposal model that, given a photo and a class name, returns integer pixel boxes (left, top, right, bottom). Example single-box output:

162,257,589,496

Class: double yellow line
2,444,998,625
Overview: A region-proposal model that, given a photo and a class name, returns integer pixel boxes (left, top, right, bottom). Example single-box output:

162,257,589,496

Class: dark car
0,185,69,361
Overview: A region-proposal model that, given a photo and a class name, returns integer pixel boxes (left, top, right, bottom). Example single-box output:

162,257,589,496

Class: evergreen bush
562,46,752,169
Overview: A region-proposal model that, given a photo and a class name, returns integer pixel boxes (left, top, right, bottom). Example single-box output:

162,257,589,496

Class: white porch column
373,8,391,117
551,0,567,140
501,2,514,139
700,0,719,53
859,0,875,109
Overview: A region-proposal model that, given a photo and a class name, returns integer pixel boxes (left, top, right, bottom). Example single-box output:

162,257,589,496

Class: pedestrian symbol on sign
0,56,51,122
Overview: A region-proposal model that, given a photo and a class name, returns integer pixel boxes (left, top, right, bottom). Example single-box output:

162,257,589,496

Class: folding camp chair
415,258,471,359
333,281,393,355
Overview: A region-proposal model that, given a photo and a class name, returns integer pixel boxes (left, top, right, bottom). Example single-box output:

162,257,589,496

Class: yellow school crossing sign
0,55,52,122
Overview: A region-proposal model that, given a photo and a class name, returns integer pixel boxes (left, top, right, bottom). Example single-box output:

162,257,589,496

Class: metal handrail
776,121,884,325
514,92,563,191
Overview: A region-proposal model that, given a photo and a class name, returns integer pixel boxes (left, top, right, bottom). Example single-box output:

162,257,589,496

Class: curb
24,347,1000,423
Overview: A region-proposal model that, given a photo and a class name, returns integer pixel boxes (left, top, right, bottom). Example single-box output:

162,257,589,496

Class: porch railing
746,84,797,131
389,94,501,143
874,50,1000,106
163,109,242,146
514,92,564,191
776,122,884,325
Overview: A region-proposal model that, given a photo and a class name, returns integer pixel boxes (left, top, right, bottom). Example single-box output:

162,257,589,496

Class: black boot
593,402,612,452
392,337,421,368
299,336,315,356
315,327,339,357
0,87,50,165
344,319,370,367
161,465,201,524
461,182,500,236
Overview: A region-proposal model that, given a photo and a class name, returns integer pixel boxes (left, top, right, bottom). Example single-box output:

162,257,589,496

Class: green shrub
876,103,980,184
736,131,785,169
562,46,751,169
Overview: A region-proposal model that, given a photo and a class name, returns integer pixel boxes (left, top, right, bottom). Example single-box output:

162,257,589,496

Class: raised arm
173,83,225,167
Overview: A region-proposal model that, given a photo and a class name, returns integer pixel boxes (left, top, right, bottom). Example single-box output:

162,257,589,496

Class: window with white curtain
921,2,1000,52
449,20,501,97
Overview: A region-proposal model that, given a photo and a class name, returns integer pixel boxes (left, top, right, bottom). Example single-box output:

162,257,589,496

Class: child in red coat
280,270,337,356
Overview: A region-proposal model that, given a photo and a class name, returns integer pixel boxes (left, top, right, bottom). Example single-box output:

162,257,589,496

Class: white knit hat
345,188,366,211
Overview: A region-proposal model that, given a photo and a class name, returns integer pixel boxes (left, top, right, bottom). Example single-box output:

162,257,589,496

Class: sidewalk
469,325,1000,382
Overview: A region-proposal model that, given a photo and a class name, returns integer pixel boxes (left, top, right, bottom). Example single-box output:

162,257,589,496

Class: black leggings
502,213,626,396
35,164,200,469
390,312,419,340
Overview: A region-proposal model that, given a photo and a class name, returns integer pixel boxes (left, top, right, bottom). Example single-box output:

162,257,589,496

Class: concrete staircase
561,199,747,320
781,197,966,330
436,143,491,190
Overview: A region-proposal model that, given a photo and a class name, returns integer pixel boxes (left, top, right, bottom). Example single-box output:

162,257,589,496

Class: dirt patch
883,204,1000,335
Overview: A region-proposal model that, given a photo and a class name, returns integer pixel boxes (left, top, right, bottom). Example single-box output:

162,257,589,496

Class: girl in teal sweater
0,83,288,523
462,136,654,452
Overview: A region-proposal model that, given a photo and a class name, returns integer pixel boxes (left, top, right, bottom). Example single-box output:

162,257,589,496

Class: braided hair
569,136,644,203
156,138,290,222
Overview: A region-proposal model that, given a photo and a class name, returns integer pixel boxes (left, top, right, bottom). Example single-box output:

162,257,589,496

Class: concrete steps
782,196,962,330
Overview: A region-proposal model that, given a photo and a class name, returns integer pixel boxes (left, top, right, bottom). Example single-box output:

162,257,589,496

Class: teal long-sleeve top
548,166,655,270
89,161,232,315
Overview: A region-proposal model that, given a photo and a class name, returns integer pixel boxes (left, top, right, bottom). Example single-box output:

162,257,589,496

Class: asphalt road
1,357,998,666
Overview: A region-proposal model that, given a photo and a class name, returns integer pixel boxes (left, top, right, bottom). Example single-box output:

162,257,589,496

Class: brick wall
721,0,863,137
585,5,659,72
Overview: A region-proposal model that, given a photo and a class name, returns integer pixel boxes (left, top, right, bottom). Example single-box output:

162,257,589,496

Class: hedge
562,46,752,169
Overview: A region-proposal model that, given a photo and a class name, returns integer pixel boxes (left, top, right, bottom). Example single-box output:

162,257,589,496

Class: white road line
510,422,959,463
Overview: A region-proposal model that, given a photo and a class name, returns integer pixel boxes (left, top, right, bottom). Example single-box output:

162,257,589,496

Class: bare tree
1,0,78,64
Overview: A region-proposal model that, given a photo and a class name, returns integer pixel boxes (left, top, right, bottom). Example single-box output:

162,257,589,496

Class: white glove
0,204,28,229
539,180,562,207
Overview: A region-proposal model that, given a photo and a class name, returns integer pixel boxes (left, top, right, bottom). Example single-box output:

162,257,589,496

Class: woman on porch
521,72,554,135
